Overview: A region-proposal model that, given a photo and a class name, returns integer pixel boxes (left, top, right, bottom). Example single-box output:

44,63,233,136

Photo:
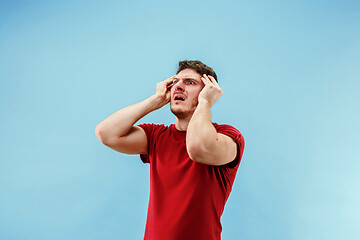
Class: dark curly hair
176,60,218,82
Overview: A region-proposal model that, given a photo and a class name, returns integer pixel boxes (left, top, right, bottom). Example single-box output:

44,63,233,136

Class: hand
153,75,175,110
198,74,223,107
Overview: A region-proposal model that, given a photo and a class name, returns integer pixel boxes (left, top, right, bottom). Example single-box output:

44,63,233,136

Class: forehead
176,68,201,79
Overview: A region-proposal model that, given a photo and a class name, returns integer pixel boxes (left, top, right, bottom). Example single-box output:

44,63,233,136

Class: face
170,68,205,119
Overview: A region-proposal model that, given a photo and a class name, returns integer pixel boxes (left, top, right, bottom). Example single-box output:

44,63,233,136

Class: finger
167,82,174,89
164,75,175,88
208,75,218,85
203,74,215,85
201,77,210,85
163,75,175,84
201,75,212,85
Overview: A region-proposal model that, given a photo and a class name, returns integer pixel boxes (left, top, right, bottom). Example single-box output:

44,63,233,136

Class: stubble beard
170,98,199,120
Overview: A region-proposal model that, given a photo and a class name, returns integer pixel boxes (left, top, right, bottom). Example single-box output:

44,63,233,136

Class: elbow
187,142,206,164
95,124,123,148
95,124,104,143
187,139,220,165
95,124,109,145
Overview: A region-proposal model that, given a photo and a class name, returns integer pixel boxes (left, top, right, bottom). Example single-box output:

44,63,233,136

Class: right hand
153,76,175,109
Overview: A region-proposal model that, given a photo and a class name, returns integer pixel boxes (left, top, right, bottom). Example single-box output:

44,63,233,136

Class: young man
95,60,245,240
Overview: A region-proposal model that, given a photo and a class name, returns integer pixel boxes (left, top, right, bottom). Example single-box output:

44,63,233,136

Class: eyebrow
173,77,199,82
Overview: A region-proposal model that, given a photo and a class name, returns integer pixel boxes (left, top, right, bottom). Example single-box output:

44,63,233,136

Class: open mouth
174,96,185,101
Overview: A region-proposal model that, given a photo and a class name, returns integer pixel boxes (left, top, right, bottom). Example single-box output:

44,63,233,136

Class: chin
170,105,194,119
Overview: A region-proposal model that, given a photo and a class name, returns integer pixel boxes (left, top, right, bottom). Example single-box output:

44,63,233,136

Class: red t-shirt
138,123,245,240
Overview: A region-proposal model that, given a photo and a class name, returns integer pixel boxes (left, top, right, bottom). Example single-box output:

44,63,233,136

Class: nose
173,79,185,91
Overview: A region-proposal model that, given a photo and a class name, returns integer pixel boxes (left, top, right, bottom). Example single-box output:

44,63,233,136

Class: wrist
198,99,212,108
146,94,165,111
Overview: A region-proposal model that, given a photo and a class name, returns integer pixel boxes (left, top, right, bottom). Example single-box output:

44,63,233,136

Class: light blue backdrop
1,0,359,239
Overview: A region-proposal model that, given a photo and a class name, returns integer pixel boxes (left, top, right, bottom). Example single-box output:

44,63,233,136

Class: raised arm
186,74,237,165
95,76,174,154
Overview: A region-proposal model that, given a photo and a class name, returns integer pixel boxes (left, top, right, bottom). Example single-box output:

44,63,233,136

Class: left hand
198,74,223,107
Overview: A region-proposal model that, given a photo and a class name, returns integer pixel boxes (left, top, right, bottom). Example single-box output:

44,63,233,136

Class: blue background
1,0,359,239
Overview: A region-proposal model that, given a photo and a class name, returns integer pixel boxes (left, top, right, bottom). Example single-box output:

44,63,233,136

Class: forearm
186,100,218,154
96,95,161,142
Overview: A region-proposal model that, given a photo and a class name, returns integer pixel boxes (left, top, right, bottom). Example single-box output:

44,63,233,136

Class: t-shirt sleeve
214,124,245,169
137,123,166,164
137,123,153,163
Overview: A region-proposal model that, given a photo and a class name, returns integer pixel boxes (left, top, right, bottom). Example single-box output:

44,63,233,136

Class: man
95,60,245,240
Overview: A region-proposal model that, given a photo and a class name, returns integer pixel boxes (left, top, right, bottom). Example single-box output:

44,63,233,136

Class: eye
173,79,179,84
186,80,195,85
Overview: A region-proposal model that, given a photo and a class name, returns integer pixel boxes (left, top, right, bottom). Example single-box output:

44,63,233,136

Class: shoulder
213,123,244,144
138,123,168,131
137,123,170,137
213,123,245,163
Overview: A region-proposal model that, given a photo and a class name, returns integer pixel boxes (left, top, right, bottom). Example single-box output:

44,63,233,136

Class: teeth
175,96,184,101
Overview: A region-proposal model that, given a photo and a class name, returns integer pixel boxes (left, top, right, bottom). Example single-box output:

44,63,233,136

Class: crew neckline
170,124,187,135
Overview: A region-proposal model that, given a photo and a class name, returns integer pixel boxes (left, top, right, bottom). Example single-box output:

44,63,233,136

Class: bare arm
186,74,237,165
95,76,174,154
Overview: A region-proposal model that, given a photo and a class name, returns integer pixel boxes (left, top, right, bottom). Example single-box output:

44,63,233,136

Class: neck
174,115,192,131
